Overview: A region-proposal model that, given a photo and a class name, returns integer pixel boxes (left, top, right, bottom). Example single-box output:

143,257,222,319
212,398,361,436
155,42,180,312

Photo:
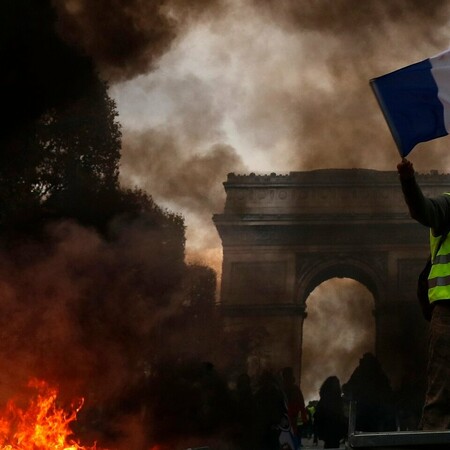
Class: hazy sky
91,0,450,275
49,0,450,399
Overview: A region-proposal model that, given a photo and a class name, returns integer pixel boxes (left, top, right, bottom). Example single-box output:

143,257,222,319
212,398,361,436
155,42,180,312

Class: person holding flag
372,47,450,430
397,157,450,430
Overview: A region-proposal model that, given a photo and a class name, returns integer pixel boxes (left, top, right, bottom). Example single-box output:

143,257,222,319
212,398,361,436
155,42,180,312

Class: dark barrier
347,430,450,449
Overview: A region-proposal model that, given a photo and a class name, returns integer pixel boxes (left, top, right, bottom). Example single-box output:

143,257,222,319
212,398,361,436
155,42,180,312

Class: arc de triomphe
213,169,450,387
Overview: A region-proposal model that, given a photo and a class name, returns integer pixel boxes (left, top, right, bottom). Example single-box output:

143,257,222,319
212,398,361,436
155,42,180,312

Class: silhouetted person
149,360,233,445
342,353,396,432
304,400,318,440
315,376,347,449
281,367,307,446
395,366,424,431
231,373,255,450
196,361,233,433
253,370,287,450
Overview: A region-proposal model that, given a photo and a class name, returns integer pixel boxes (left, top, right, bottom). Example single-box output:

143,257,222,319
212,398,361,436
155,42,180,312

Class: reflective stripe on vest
428,193,450,303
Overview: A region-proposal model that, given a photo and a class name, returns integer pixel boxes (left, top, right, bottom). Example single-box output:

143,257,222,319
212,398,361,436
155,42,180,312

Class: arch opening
301,277,376,402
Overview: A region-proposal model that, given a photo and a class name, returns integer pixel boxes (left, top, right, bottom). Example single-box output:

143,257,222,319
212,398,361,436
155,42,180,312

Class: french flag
370,49,450,157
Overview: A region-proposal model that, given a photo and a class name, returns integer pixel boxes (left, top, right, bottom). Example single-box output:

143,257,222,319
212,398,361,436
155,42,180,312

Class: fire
0,378,101,450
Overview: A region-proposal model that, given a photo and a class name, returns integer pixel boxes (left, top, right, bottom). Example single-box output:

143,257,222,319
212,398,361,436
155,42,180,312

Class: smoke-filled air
108,0,450,401
105,0,450,269
3,0,450,448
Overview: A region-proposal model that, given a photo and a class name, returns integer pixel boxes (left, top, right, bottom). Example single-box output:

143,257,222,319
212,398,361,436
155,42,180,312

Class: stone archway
296,256,382,384
301,277,375,400
296,254,383,306
213,169,450,388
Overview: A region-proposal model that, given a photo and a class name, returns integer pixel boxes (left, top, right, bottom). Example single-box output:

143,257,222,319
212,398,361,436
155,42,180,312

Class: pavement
299,437,345,449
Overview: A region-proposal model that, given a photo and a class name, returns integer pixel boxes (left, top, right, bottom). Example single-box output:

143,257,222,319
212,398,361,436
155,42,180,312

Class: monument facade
213,169,450,387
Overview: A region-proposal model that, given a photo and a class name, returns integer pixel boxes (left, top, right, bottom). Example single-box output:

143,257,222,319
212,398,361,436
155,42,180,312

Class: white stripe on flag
431,50,450,133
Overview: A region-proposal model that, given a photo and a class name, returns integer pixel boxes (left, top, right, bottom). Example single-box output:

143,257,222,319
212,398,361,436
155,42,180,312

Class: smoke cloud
5,1,450,441
105,0,450,394
0,217,232,448
253,0,449,34
0,0,95,149
119,126,247,274
53,0,228,82
108,0,450,275
0,220,174,402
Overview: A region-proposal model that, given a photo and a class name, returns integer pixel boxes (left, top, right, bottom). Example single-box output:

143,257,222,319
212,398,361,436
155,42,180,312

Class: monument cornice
219,170,450,217
219,303,306,317
215,220,427,246
225,169,450,188
213,212,414,224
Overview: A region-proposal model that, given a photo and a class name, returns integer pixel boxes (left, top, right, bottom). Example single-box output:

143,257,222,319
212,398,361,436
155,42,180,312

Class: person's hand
397,158,415,180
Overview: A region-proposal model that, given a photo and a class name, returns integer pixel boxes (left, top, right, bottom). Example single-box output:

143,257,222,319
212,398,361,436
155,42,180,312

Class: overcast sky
51,0,450,397
92,0,450,275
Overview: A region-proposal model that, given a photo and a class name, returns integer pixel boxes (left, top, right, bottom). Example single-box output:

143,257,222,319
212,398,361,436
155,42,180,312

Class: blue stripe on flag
370,58,448,157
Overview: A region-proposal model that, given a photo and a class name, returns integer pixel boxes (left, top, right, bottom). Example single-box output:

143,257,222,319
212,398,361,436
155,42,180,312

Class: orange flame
0,378,101,450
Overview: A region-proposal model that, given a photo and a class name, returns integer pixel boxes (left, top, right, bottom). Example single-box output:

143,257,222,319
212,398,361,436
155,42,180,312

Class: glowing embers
0,378,99,450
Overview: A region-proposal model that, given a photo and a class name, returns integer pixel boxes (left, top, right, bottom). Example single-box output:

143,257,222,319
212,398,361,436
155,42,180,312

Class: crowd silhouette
225,352,421,449
75,353,424,449
314,376,347,448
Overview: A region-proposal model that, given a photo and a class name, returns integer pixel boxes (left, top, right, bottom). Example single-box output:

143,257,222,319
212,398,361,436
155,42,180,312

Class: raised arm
397,159,450,236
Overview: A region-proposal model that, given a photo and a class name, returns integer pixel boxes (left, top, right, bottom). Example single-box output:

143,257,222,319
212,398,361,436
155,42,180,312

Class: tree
35,78,123,232
0,0,120,237
33,79,121,197
0,77,123,236
0,4,229,446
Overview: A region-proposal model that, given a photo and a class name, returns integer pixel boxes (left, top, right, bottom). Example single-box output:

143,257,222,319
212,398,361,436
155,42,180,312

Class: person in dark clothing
314,376,347,449
395,363,425,431
342,353,396,432
281,367,307,446
253,370,287,450
231,373,255,450
398,158,450,430
304,400,317,440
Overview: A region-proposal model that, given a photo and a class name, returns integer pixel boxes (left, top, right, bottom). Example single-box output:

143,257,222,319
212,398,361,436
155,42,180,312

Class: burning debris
7,0,450,447
0,378,97,450
0,377,218,450
0,1,235,447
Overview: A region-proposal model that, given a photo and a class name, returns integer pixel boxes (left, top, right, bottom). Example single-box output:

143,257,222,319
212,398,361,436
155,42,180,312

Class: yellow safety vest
428,200,450,302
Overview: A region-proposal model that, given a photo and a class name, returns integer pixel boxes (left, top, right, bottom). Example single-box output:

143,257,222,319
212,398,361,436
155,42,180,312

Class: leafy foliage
33,79,121,199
